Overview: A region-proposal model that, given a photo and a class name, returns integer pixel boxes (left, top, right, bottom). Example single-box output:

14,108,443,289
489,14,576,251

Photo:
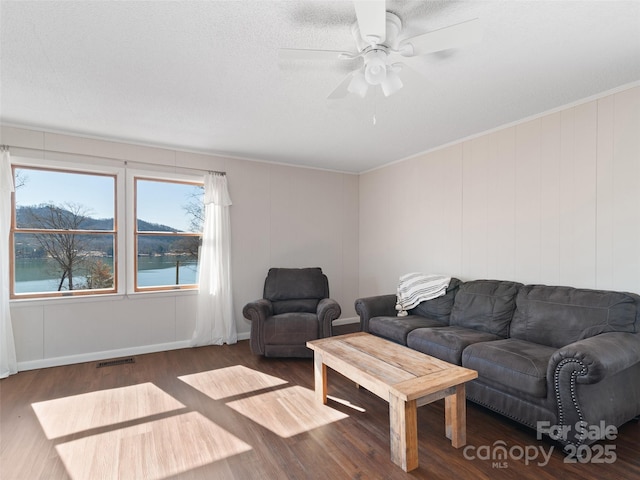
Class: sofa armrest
354,294,397,332
548,332,640,446
243,299,273,355
548,332,640,385
317,298,342,338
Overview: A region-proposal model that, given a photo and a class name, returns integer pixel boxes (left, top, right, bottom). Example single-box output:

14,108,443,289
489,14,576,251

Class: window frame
130,173,204,293
10,163,120,299
8,157,206,301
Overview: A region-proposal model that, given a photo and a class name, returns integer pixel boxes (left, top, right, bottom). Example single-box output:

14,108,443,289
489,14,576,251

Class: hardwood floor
1,340,638,479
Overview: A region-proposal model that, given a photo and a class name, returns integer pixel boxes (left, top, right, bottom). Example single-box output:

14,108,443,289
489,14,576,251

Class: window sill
9,289,198,307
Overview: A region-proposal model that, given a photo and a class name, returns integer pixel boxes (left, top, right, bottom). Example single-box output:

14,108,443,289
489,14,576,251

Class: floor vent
96,357,135,368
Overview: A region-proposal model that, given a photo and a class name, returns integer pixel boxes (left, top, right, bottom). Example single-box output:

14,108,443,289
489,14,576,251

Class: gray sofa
355,279,640,447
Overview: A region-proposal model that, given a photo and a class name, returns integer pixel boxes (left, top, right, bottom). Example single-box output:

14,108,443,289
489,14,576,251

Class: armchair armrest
548,332,640,385
243,299,273,356
242,298,273,323
317,298,341,338
354,294,397,332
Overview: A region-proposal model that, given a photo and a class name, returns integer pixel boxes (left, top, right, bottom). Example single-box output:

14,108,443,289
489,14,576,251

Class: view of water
137,256,199,287
14,256,198,294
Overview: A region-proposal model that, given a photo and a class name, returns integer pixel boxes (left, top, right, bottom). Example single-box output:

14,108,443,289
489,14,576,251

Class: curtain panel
1,149,18,377
191,172,237,346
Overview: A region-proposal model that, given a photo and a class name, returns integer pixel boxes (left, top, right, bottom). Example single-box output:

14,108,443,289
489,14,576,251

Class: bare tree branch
24,202,94,291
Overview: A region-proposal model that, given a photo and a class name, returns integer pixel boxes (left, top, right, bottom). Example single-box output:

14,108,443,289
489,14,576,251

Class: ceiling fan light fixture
347,70,369,98
364,50,387,85
380,67,403,97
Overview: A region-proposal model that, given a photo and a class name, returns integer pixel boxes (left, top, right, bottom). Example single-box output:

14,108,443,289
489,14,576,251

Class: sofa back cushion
510,285,639,348
264,267,329,315
449,280,522,337
410,278,462,323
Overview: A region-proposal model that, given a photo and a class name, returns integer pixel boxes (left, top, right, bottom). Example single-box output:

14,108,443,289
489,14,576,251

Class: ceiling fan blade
401,18,483,56
327,72,356,100
391,54,430,78
279,48,357,61
354,0,386,44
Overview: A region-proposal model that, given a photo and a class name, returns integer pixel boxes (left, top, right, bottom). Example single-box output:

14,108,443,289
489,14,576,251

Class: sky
136,179,202,232
14,168,201,232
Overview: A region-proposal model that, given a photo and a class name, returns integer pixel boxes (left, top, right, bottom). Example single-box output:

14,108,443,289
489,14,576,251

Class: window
134,177,203,292
11,166,117,298
9,162,205,299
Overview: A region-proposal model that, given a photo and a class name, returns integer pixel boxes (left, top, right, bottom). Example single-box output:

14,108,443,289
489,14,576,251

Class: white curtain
1,149,18,378
191,173,237,346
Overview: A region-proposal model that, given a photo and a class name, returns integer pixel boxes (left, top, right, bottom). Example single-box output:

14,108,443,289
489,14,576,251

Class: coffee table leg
444,384,466,448
389,395,419,472
313,352,327,405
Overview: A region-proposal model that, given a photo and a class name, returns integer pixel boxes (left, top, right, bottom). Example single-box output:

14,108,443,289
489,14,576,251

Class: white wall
5,84,638,370
359,86,640,296
2,126,359,369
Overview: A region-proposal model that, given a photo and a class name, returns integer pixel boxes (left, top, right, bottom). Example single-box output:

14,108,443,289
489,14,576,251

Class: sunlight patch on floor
327,394,367,413
178,365,288,400
55,411,252,480
31,382,185,439
226,385,349,438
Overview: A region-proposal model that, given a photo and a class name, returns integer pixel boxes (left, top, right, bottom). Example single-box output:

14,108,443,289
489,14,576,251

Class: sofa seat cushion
406,326,503,365
462,339,556,398
370,315,447,345
263,313,318,345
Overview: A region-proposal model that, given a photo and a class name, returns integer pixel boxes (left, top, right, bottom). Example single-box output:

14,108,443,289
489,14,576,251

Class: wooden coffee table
307,332,478,472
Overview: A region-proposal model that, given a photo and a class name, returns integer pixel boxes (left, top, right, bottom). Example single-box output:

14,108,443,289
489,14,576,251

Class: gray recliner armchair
243,267,341,357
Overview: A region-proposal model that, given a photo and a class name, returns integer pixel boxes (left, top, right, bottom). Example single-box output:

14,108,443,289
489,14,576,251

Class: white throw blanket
396,273,451,317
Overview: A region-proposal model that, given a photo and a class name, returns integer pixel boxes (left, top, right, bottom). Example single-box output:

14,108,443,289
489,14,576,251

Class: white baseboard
18,332,251,371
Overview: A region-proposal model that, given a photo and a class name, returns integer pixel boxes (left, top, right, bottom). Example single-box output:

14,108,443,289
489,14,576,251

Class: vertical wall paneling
514,119,542,283
359,85,640,298
227,159,272,333
558,102,598,287
9,305,44,362
487,128,517,280
558,108,575,284
392,156,427,275
175,294,198,342
430,145,464,278
358,167,393,294
611,88,640,290
403,145,464,279
596,96,615,289
538,113,562,285
358,144,465,296
340,174,359,314
461,137,489,279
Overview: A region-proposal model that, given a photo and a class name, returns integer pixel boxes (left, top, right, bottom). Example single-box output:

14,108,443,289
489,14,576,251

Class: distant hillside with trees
15,205,186,259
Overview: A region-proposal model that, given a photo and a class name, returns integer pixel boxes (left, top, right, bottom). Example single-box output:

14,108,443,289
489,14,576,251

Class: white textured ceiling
1,1,639,173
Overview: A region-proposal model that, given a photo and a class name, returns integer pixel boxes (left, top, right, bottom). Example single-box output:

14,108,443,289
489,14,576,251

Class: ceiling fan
279,0,483,99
